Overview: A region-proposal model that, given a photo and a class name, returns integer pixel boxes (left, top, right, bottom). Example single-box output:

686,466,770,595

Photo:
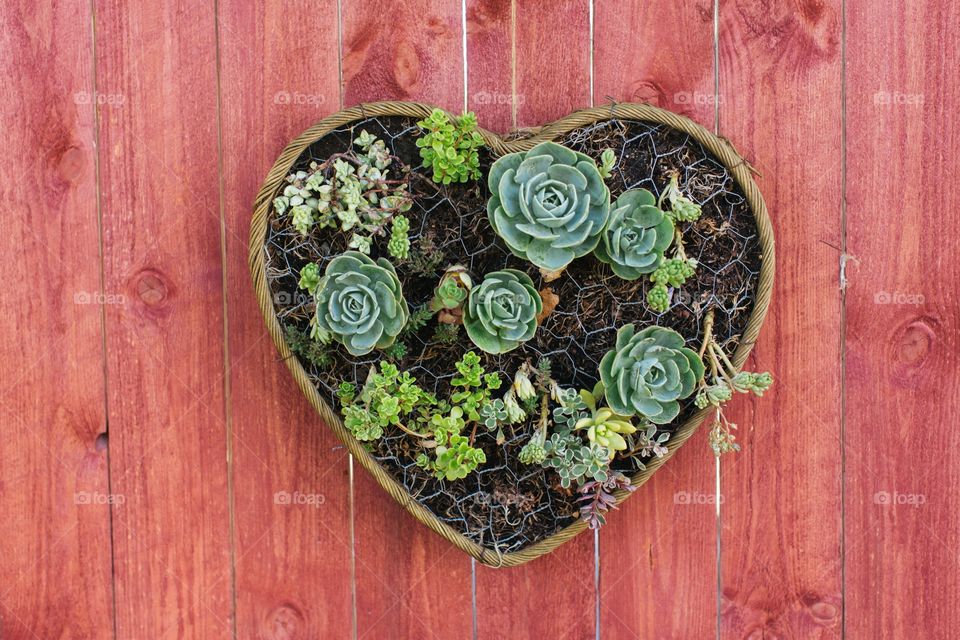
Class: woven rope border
249,101,775,568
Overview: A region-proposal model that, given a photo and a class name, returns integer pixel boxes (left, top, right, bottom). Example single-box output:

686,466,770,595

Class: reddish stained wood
845,2,960,637
217,1,354,638
466,0,513,133
472,3,595,639
0,2,114,637
593,1,718,637
342,0,465,111
341,2,473,638
718,0,843,637
514,0,591,127
94,2,232,636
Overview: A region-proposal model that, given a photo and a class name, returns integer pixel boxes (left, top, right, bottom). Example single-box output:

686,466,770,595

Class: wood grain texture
342,0,465,111
466,0,513,133
341,2,474,638
845,2,960,637
472,3,596,639
216,2,355,638
514,0,591,126
718,0,843,636
94,1,232,637
0,1,114,637
593,1,718,636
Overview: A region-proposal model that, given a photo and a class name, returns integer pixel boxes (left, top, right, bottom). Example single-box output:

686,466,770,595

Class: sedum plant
599,324,705,424
694,311,773,455
426,434,486,481
416,109,484,184
463,269,542,354
309,251,408,356
594,189,675,280
487,141,611,278
273,130,412,256
658,171,703,223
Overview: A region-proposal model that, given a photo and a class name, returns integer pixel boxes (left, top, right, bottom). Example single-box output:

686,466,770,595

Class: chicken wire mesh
263,115,761,552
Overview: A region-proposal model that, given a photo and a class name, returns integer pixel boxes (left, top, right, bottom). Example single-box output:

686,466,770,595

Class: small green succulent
312,252,408,356
431,434,486,481
415,109,484,184
487,141,611,276
658,171,703,222
594,189,675,280
387,215,411,259
599,325,705,423
463,269,542,354
575,407,637,460
429,266,471,312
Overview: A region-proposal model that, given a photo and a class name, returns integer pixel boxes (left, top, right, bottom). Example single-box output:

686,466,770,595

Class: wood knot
393,41,422,94
627,80,666,106
94,432,108,452
800,592,840,624
55,145,87,184
262,602,306,640
896,320,934,367
133,269,171,308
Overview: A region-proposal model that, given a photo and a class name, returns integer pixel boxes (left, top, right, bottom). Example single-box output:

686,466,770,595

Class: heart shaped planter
250,102,774,567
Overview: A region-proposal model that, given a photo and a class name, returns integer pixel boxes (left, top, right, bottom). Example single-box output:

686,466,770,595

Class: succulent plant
487,141,611,276
575,408,637,459
594,189,675,280
463,269,543,354
416,109,484,184
599,325,705,423
429,266,472,313
312,251,408,356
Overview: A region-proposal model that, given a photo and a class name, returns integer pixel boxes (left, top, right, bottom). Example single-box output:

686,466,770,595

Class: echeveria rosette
594,189,675,280
464,269,543,354
313,251,408,356
599,325,705,424
487,142,611,275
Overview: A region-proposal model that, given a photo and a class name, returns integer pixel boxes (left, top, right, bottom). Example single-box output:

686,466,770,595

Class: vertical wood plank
845,2,960,637
466,0,513,133
515,0,591,127
472,2,595,639
217,2,355,637
0,2,114,637
592,7,718,639
718,0,844,637
95,2,232,636
340,2,474,638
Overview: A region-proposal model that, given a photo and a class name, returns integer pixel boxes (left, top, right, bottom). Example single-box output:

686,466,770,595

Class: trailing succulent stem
694,310,774,456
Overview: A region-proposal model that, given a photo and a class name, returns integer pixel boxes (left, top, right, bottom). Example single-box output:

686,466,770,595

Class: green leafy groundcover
268,112,769,549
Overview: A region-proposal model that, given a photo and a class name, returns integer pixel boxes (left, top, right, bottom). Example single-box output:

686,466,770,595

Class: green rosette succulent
594,189,675,280
463,269,542,354
599,325,705,423
487,141,611,275
313,251,408,356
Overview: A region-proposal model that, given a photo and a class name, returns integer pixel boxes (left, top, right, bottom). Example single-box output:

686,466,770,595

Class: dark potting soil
264,115,763,553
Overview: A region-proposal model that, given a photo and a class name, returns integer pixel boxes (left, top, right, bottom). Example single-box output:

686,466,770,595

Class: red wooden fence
1,0,956,638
